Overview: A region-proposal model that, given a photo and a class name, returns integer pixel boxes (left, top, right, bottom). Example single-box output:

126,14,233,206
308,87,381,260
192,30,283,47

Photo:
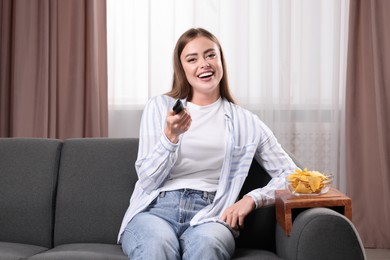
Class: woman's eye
207,53,216,59
187,58,196,63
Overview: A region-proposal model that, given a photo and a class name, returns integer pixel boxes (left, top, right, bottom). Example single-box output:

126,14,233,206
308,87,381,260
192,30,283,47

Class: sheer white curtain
107,0,350,191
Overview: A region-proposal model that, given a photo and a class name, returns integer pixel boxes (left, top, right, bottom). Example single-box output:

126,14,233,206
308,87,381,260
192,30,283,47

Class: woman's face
180,36,223,103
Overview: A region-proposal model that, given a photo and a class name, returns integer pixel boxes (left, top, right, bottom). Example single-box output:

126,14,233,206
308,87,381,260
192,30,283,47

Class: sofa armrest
275,207,366,260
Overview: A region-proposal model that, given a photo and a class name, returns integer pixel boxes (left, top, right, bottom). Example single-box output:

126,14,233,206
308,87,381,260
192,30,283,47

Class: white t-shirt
161,98,226,192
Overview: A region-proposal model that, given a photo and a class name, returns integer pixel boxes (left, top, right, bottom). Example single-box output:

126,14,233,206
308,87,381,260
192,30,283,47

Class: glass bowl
286,173,334,196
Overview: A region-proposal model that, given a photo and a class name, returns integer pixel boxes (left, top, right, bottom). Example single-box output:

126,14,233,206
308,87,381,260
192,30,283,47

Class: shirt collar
181,97,233,120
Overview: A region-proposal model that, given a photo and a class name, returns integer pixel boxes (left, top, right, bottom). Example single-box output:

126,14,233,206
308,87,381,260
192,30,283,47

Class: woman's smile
180,36,223,104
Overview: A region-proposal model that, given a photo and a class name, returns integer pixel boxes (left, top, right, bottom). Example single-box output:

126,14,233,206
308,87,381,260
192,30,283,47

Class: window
107,0,350,191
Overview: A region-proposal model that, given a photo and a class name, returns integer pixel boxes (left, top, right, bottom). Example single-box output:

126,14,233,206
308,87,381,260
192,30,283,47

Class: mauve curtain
0,0,107,139
346,0,390,248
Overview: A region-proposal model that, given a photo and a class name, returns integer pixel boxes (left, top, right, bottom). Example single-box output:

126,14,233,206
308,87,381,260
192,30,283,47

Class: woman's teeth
198,72,213,78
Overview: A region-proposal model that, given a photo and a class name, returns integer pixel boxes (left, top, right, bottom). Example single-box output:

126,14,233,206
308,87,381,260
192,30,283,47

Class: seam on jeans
125,226,144,258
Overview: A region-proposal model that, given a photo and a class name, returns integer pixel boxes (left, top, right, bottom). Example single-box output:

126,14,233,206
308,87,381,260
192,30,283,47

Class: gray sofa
0,138,366,260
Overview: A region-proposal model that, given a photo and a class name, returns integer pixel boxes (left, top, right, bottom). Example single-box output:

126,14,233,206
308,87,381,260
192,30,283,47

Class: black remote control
173,99,184,114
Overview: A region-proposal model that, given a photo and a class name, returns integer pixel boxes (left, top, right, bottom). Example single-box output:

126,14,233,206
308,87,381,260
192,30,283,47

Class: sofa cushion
0,138,62,248
28,243,127,260
0,242,48,260
53,138,138,246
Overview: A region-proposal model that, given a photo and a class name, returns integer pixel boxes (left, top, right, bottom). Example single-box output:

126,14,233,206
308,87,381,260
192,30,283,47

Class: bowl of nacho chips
286,168,333,196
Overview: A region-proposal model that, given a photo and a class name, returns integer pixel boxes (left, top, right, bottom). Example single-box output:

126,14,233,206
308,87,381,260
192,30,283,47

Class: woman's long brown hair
166,28,236,104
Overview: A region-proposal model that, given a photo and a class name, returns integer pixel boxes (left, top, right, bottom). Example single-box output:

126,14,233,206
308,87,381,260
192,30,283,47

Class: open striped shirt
118,95,297,242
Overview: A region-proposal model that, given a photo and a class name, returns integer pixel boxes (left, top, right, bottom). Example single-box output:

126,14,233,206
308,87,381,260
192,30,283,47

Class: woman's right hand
164,109,192,143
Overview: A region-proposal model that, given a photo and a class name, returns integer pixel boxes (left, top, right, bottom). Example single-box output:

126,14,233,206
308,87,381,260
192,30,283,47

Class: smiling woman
117,27,299,259
180,36,223,104
168,28,227,106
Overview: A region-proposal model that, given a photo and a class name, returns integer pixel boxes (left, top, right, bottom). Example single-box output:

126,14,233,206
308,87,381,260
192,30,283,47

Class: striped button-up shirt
118,95,297,242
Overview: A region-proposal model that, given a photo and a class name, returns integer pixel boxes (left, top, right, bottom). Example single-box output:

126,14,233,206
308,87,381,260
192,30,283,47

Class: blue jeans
121,189,235,260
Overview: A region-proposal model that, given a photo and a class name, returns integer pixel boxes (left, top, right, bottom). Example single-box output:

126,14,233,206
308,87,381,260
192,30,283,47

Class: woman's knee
181,223,235,260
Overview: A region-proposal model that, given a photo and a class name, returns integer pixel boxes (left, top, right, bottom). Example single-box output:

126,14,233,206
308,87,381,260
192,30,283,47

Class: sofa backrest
53,138,138,246
236,149,301,252
0,138,62,248
235,159,276,252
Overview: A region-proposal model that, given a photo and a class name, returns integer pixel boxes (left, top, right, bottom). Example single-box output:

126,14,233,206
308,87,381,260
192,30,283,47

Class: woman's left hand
220,196,256,230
